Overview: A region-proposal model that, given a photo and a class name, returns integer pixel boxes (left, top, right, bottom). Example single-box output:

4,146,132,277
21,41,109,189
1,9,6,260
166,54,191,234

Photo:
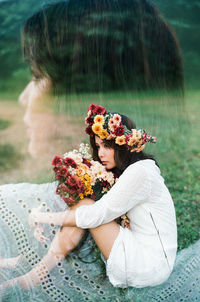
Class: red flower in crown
114,125,125,136
88,104,107,115
85,125,93,136
85,116,93,125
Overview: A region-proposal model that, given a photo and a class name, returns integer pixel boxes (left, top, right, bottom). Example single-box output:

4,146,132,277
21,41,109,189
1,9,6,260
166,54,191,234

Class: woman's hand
28,206,43,229
28,207,75,227
34,226,49,242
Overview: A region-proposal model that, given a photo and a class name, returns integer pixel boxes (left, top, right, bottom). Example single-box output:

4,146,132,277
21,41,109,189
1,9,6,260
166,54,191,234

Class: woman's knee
70,198,94,210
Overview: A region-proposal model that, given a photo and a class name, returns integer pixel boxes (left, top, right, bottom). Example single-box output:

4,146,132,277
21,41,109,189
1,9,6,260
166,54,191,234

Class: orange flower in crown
85,104,157,152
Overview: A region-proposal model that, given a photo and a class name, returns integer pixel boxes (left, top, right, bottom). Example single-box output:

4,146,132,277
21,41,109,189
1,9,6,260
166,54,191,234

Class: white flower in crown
112,113,121,125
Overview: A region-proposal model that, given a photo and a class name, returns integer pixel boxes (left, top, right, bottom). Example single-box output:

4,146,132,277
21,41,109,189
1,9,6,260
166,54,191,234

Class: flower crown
85,104,157,153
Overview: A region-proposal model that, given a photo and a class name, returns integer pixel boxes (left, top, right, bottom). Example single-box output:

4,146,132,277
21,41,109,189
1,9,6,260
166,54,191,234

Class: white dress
75,159,177,288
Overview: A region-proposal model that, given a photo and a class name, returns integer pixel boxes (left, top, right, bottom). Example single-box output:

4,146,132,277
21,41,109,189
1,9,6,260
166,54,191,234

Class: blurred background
0,0,199,251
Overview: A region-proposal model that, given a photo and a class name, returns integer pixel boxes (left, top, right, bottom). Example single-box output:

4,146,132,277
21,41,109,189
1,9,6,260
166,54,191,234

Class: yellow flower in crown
92,123,103,135
99,129,109,140
127,136,137,146
115,135,126,145
94,115,105,125
135,144,145,153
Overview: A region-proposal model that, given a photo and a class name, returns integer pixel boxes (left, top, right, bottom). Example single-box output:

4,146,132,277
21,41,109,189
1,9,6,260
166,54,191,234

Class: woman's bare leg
70,198,121,260
1,198,120,290
15,225,85,289
1,218,85,289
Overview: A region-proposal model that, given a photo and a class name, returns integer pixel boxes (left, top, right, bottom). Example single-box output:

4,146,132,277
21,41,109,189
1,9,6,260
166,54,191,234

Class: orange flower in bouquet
52,144,116,207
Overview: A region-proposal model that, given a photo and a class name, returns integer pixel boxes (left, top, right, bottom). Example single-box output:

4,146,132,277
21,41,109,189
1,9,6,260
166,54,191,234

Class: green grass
0,144,21,170
0,89,199,251
0,119,11,130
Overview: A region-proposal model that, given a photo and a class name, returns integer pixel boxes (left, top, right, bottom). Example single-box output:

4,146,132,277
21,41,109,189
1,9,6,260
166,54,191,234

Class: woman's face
95,136,116,170
18,78,71,158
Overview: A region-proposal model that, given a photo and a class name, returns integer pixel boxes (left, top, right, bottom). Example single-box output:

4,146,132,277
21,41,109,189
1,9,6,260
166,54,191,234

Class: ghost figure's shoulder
0,181,66,212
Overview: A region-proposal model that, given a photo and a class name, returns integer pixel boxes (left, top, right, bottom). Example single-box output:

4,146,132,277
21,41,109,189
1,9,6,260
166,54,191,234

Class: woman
0,0,189,301
2,104,177,290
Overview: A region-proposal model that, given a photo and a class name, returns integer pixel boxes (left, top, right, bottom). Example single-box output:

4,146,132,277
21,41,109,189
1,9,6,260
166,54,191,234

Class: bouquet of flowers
52,143,116,207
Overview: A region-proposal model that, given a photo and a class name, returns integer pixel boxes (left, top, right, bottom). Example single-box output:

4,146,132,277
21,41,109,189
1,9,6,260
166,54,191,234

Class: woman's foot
0,255,22,269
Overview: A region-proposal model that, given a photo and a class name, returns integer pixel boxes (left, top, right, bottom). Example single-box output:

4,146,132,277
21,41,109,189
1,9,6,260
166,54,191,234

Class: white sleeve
75,162,151,229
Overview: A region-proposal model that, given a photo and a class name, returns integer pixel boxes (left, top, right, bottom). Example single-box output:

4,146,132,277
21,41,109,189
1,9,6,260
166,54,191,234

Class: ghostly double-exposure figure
0,1,187,301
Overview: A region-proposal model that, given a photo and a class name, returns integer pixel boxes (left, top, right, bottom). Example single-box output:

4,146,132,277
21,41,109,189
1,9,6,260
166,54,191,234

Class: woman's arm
29,163,151,230
29,207,76,228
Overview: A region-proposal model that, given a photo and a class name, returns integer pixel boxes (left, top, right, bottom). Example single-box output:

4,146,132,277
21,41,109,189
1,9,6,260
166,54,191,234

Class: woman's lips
102,161,107,165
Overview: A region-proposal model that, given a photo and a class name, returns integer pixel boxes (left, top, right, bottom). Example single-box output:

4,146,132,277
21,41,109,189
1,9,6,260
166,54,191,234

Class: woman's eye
32,74,41,81
104,142,111,148
31,68,41,81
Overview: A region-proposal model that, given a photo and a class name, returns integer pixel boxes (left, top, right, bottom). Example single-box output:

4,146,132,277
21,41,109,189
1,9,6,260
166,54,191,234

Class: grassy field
0,90,199,251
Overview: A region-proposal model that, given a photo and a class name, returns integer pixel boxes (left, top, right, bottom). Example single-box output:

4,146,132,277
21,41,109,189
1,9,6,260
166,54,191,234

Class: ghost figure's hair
22,0,184,94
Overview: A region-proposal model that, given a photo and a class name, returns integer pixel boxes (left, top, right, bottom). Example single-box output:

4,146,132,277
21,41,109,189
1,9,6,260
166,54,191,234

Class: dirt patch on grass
0,100,84,184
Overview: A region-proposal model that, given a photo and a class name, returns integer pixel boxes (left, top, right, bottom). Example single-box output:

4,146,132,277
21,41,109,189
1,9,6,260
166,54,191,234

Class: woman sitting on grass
0,0,185,299
2,104,177,289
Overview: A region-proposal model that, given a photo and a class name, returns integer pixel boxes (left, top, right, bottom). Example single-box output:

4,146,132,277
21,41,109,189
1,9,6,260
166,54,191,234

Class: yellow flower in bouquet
52,144,116,207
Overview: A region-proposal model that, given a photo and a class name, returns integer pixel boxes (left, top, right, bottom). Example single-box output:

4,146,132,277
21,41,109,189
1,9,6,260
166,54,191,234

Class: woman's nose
98,147,105,158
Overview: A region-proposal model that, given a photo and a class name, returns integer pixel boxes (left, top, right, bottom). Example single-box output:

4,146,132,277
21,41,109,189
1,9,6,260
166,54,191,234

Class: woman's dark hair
22,0,184,94
90,114,159,177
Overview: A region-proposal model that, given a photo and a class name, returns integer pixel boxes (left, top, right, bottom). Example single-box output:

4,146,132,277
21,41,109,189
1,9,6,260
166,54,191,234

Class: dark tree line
0,0,199,92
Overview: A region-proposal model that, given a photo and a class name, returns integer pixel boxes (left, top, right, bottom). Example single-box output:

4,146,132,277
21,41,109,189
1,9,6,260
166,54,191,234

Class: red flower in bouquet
102,180,111,188
66,175,78,187
52,155,63,166
59,166,69,176
58,183,69,192
56,174,64,181
82,158,92,168
62,196,76,206
64,157,77,168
